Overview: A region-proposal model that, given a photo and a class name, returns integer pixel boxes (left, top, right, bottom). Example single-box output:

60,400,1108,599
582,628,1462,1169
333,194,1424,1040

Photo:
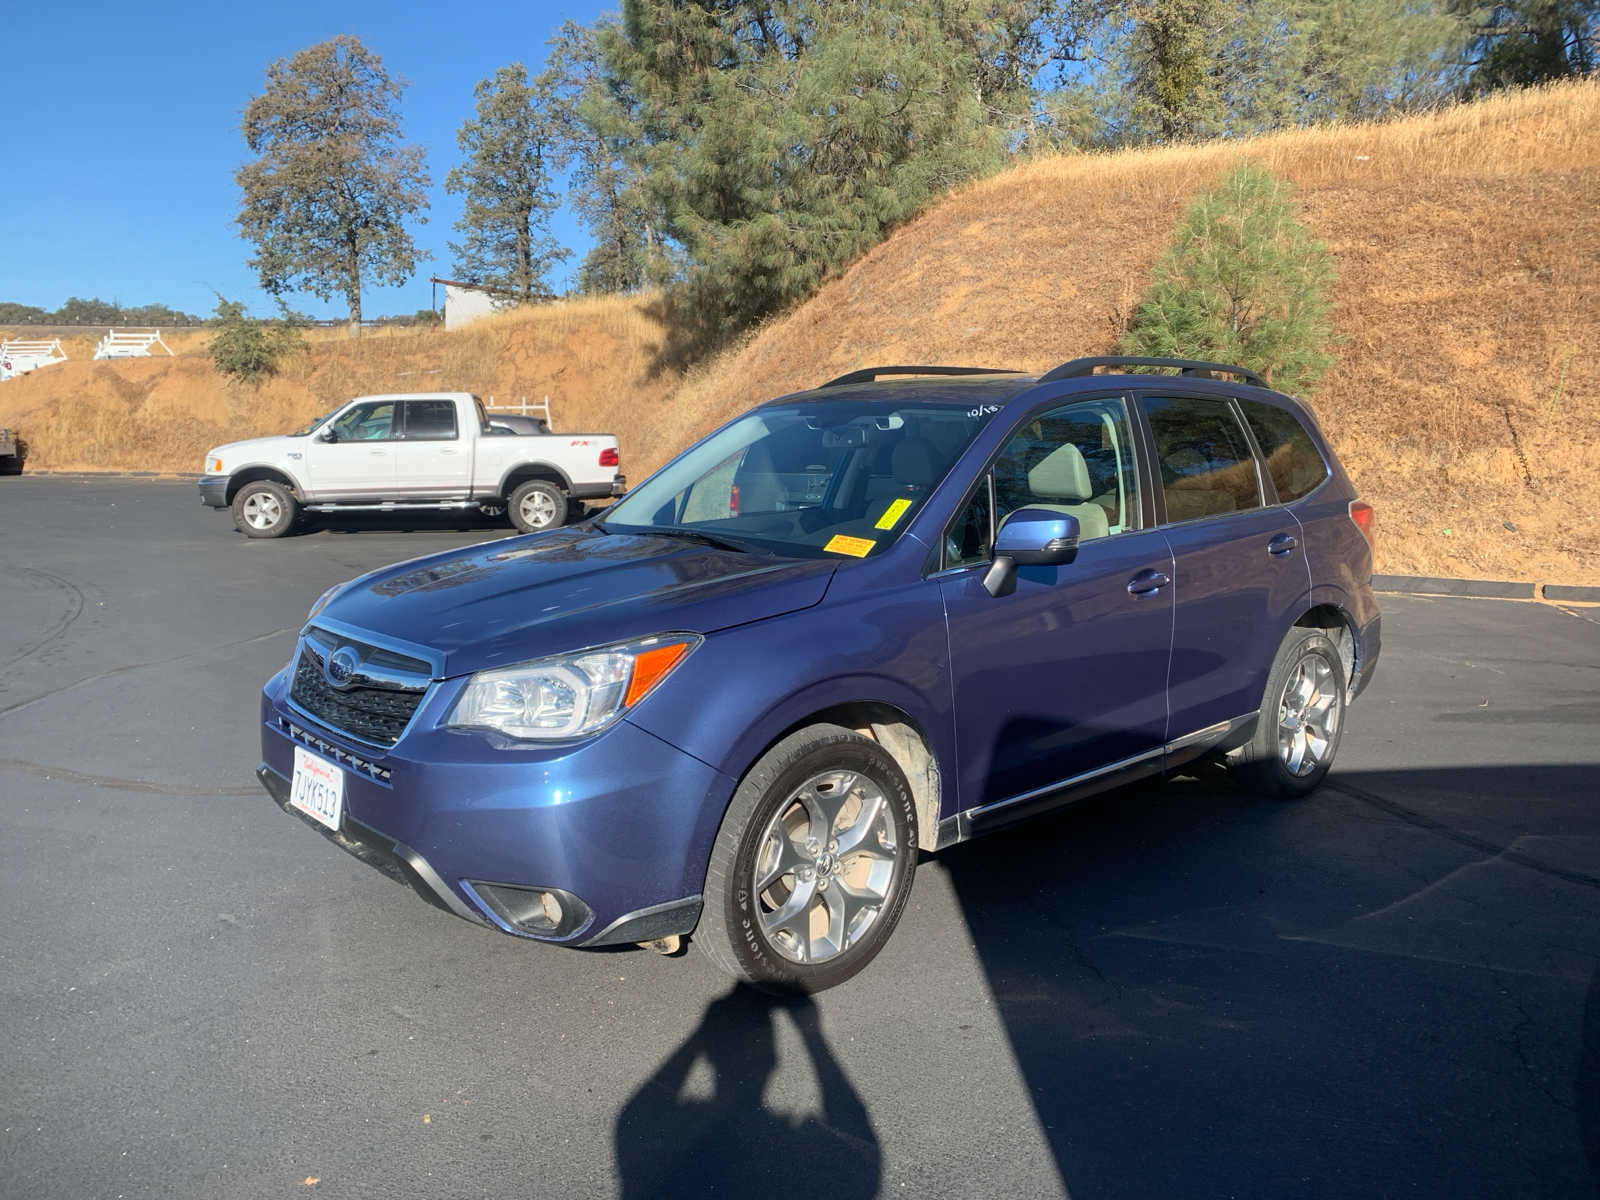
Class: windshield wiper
638,526,756,554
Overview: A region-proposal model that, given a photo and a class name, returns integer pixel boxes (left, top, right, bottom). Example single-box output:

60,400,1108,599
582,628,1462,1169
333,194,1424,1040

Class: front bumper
198,476,228,508
258,669,728,946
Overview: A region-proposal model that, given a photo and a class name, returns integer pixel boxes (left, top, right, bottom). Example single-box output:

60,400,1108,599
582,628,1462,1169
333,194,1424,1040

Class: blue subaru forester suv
258,357,1380,992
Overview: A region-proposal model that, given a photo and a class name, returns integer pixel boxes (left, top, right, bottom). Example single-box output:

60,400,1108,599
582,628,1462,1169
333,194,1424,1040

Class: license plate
289,746,345,831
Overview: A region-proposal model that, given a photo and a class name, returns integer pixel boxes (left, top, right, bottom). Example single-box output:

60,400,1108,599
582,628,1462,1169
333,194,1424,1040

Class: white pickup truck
198,392,624,538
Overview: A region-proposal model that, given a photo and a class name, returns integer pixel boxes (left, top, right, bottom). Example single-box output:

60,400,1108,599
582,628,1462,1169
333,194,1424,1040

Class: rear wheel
231,480,298,539
696,724,918,993
508,479,566,533
1231,628,1346,798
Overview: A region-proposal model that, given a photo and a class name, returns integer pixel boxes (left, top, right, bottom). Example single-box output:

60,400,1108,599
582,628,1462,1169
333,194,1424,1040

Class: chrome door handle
1127,569,1171,596
1267,534,1299,555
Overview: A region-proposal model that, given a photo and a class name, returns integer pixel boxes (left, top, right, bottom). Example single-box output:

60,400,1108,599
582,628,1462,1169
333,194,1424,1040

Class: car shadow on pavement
613,986,880,1200
939,761,1600,1198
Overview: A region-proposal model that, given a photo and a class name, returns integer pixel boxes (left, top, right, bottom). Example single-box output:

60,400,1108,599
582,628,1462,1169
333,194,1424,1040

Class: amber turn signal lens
623,641,693,708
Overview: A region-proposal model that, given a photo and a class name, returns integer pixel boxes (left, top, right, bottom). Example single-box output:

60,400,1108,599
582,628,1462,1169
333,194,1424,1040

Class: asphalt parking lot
2,475,1597,1199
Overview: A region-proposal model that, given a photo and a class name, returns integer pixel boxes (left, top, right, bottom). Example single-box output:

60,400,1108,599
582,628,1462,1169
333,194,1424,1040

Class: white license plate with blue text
289,746,344,831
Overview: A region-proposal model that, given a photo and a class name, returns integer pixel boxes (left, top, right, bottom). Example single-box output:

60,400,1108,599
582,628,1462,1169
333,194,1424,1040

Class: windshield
603,401,1001,559
290,410,335,437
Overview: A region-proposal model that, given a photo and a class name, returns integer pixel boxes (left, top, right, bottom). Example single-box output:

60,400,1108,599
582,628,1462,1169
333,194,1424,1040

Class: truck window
403,400,458,441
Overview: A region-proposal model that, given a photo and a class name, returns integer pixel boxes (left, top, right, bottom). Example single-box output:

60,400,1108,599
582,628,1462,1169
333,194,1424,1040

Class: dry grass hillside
0,297,678,479
2,81,1595,582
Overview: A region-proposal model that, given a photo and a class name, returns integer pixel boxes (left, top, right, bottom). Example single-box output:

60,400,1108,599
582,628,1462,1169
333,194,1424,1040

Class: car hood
316,527,839,678
207,433,305,465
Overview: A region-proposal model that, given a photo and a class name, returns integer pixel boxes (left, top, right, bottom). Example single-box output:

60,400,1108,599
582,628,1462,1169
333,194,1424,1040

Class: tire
1231,627,1347,799
508,479,567,533
696,723,919,993
231,480,298,539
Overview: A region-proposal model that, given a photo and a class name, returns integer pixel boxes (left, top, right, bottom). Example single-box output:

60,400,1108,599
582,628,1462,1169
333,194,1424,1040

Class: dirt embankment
3,82,1596,583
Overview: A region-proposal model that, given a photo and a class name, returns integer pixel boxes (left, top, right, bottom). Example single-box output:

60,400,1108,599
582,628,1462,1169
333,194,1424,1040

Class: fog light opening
469,881,591,939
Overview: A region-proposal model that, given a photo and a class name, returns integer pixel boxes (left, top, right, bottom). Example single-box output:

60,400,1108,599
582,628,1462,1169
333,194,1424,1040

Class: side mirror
319,427,339,443
983,509,1080,597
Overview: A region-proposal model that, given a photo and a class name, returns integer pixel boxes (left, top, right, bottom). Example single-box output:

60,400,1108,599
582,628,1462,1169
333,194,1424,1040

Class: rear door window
402,400,458,440
1237,398,1328,502
1142,396,1264,523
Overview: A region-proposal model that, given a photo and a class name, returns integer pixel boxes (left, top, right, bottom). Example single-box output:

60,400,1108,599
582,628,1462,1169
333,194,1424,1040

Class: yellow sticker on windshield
824,534,876,558
874,498,913,531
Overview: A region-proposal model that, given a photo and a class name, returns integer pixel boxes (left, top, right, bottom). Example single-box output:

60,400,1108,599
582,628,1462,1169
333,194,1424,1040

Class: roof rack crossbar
821,365,1021,388
1039,356,1267,389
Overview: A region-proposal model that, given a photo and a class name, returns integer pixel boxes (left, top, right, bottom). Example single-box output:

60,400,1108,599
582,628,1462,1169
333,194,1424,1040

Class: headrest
891,438,940,490
1028,443,1093,502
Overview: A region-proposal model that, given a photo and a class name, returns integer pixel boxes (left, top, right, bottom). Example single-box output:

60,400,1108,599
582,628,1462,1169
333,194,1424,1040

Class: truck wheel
695,724,919,993
231,480,298,539
508,480,566,533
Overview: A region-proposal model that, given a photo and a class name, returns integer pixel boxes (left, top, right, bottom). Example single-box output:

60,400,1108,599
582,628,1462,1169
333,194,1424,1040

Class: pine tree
545,21,658,295
1454,0,1598,91
236,36,430,337
445,64,570,302
1121,163,1337,393
598,0,1005,350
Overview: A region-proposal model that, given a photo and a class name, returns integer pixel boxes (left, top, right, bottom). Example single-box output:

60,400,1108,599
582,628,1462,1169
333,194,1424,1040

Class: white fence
93,328,173,360
0,337,68,382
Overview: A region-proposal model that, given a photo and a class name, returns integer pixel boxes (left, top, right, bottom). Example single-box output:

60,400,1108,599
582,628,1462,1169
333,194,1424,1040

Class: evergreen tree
236,36,430,337
1220,0,1469,133
1454,0,1598,90
446,64,569,302
599,0,1005,350
1121,163,1336,393
1121,0,1229,141
545,21,659,295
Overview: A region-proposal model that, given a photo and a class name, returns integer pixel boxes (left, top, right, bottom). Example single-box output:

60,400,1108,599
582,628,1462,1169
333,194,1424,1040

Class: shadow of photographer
615,986,880,1199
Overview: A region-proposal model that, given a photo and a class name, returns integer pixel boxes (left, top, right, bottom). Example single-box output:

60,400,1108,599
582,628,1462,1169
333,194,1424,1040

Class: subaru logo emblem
325,646,361,690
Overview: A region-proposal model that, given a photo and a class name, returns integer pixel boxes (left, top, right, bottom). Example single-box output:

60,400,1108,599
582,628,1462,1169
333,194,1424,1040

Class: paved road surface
2,476,1597,1198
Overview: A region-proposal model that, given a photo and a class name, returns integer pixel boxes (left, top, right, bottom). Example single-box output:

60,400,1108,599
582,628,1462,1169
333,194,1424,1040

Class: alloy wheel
751,768,899,964
1277,653,1340,776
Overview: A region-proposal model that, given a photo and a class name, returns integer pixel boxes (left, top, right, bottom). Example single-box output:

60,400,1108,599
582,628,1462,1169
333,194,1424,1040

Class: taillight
1349,500,1375,552
599,447,619,468
729,484,741,516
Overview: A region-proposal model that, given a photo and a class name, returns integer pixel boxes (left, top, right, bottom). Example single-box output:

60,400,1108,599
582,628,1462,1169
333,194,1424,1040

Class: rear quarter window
1238,399,1329,502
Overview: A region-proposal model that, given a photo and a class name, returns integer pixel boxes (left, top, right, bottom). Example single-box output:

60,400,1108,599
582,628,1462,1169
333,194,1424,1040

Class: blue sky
2,0,614,321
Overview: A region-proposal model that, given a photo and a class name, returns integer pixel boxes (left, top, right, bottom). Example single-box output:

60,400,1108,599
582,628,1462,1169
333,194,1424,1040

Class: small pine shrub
1122,163,1336,394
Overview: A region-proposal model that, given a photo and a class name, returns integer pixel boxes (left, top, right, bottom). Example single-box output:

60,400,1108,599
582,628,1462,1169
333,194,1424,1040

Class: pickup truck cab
199,392,624,538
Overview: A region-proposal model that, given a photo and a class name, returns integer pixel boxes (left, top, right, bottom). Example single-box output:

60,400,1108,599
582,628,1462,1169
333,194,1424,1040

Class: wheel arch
1292,600,1359,696
500,462,572,499
730,698,946,854
226,466,301,506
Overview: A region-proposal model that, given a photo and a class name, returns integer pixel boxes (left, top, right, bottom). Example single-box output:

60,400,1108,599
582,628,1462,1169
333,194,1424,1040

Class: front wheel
696,724,919,993
508,479,567,533
1231,628,1347,798
231,480,298,539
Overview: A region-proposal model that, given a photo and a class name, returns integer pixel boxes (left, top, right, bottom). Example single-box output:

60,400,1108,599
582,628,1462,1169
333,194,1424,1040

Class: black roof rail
1039,356,1267,389
820,365,1022,388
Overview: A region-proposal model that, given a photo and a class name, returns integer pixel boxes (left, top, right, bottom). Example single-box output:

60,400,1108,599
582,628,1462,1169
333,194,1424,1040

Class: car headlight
206,456,224,474
447,633,701,741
